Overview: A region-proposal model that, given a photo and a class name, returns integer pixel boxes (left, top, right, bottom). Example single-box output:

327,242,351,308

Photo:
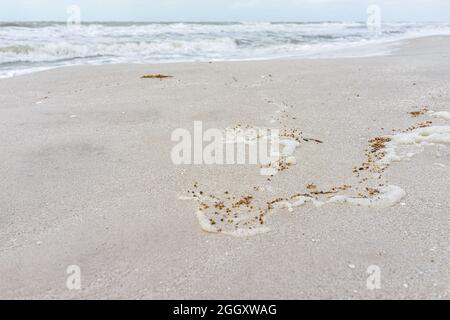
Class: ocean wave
0,38,240,64
1,21,450,78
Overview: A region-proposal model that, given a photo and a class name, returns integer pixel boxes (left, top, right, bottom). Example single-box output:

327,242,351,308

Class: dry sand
0,36,449,299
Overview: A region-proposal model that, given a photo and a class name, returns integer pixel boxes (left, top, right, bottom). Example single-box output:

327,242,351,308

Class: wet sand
0,36,449,299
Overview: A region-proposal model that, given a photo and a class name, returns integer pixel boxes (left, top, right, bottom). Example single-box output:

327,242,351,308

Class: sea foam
381,126,450,165
2,21,450,78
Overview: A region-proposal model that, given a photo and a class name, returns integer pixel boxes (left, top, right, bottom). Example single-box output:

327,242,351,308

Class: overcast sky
1,0,450,22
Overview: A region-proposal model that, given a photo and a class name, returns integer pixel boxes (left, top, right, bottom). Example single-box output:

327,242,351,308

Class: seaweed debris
141,74,173,79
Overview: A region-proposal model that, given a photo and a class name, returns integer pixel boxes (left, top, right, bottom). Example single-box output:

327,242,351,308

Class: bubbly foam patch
381,126,450,165
269,185,405,212
328,185,406,208
197,210,271,237
188,183,407,236
428,110,450,120
271,196,325,212
186,192,272,237
182,103,449,237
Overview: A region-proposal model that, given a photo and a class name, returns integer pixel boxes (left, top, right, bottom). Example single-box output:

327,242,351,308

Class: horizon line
1,20,449,23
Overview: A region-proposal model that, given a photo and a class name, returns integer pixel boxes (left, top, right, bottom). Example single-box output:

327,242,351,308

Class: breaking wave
1,21,450,77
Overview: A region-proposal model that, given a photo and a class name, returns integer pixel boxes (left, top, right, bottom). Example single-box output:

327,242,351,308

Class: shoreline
2,35,449,80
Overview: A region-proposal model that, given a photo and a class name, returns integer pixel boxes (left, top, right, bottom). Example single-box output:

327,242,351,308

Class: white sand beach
0,36,449,299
